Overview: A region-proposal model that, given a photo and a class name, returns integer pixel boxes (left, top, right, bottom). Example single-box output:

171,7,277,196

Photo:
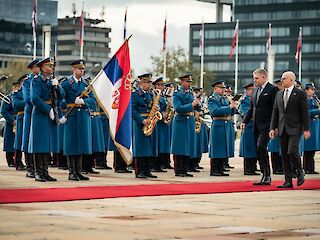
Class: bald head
281,71,296,88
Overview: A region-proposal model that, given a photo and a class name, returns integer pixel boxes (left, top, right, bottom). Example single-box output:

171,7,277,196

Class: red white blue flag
266,23,271,52
32,0,37,39
295,27,302,64
199,19,204,56
91,40,132,164
163,14,167,51
79,10,84,48
229,20,239,59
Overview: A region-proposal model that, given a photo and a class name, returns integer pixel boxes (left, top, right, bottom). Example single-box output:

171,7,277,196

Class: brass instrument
0,92,11,104
195,110,203,133
143,89,162,136
162,87,175,124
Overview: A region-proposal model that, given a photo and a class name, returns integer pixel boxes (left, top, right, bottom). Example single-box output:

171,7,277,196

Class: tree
149,46,215,93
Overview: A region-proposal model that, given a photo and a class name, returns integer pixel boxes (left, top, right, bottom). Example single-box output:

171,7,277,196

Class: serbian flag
163,14,167,51
32,0,37,39
295,27,302,63
199,19,204,57
229,20,239,59
91,40,132,164
266,23,271,52
79,10,84,48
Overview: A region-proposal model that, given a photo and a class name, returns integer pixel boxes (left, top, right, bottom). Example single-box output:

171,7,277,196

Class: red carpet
0,179,319,204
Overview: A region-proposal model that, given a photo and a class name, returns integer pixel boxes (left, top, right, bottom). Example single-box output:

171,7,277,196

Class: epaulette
138,89,143,96
68,76,75,86
83,78,89,86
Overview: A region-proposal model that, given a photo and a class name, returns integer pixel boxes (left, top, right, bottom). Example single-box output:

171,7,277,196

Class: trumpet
0,92,11,104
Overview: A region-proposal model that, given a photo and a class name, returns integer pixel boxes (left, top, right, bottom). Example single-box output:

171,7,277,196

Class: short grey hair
252,68,268,77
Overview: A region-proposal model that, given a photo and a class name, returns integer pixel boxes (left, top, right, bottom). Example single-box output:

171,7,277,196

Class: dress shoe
273,171,284,175
223,168,230,172
8,163,16,168
263,176,271,185
127,166,134,171
145,172,157,178
104,165,112,170
26,171,35,178
221,173,229,176
197,166,204,169
115,169,132,173
167,165,174,169
297,172,305,186
175,173,186,177
188,168,200,173
35,174,46,182
276,182,293,188
16,164,26,171
68,174,80,181
244,172,260,176
253,176,265,185
210,172,223,176
152,168,167,173
305,171,319,174
185,173,193,177
58,166,68,170
136,173,148,178
88,168,99,174
77,173,89,180
44,174,57,182
95,165,105,169
225,165,234,169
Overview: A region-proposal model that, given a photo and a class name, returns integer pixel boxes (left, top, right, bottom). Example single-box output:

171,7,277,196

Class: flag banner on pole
295,27,302,63
266,23,271,52
123,7,127,40
199,20,204,56
163,14,167,51
91,40,132,164
79,10,84,48
32,0,37,39
229,20,239,59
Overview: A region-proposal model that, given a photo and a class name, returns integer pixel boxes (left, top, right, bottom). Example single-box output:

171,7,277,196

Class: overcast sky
58,0,231,74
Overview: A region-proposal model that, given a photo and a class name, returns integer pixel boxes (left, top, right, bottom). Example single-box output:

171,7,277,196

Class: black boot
34,154,46,182
6,152,15,167
58,154,68,170
25,153,35,178
76,156,89,180
15,150,26,170
67,156,79,181
43,154,57,181
95,152,105,169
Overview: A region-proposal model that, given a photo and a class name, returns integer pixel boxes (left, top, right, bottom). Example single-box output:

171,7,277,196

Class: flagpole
298,27,302,83
80,0,84,59
163,13,167,81
32,0,37,60
234,19,239,94
200,18,204,89
33,34,37,60
123,6,127,40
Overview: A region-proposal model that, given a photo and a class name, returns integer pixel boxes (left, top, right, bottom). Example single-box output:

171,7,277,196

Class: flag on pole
199,20,204,56
266,23,272,52
163,14,167,51
79,8,84,50
123,6,127,40
91,40,132,164
295,27,302,63
229,20,239,59
32,0,37,40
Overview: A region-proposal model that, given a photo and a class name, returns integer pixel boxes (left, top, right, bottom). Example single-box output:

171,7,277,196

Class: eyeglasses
77,67,85,70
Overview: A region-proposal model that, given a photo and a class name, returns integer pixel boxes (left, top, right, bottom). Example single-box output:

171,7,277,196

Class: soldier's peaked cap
304,82,315,89
211,80,225,87
27,59,40,69
37,57,52,68
70,59,85,67
138,73,152,79
243,83,254,88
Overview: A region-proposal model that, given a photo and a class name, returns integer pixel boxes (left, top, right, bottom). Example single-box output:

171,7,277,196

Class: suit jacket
270,87,310,136
243,82,278,131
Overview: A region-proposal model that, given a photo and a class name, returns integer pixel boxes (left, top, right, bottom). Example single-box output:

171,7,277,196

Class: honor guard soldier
171,73,201,177
22,59,40,177
268,78,284,175
132,73,159,178
1,80,25,170
29,57,63,182
239,83,259,175
12,75,28,171
303,83,319,174
60,60,96,181
208,80,237,176
152,77,169,172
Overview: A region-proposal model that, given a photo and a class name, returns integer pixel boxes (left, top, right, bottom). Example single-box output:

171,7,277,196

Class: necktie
256,86,262,103
284,89,289,109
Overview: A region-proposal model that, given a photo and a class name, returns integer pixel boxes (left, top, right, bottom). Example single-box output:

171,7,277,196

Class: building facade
56,16,111,77
190,0,320,91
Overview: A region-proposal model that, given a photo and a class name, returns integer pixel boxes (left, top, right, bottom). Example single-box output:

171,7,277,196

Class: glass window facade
237,10,320,21
237,0,318,6
303,26,320,35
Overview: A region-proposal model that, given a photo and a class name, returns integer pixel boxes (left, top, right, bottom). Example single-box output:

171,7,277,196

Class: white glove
59,116,67,124
52,78,59,86
49,108,55,120
75,97,85,105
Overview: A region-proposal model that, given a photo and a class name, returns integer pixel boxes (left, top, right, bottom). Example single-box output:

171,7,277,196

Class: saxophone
143,89,163,136
162,87,175,124
195,110,203,133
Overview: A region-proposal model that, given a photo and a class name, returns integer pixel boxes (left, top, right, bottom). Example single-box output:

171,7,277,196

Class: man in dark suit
270,71,310,188
241,68,278,185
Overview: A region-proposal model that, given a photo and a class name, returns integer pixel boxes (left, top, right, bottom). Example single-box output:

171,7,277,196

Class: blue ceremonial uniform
239,95,257,158
12,89,25,151
157,96,171,154
90,105,105,153
304,97,320,151
208,93,235,158
1,94,16,153
61,75,95,156
131,87,158,157
28,73,64,154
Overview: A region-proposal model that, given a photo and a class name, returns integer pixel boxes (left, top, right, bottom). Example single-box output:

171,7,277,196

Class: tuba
143,89,163,136
162,87,175,124
195,110,203,133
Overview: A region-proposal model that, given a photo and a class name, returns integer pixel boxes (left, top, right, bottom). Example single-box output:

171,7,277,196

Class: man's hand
304,130,311,140
49,108,55,120
192,97,200,107
75,97,85,105
52,78,59,86
240,123,246,130
59,116,67,124
229,100,237,109
269,129,278,139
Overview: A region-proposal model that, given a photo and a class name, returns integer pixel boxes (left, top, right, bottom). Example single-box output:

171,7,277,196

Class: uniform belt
67,103,83,108
312,115,319,120
90,112,101,116
100,111,106,115
140,113,149,117
45,100,52,105
212,116,232,121
17,111,24,115
61,109,67,113
176,112,194,116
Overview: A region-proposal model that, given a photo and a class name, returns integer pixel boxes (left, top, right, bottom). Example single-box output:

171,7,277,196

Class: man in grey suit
269,71,310,188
